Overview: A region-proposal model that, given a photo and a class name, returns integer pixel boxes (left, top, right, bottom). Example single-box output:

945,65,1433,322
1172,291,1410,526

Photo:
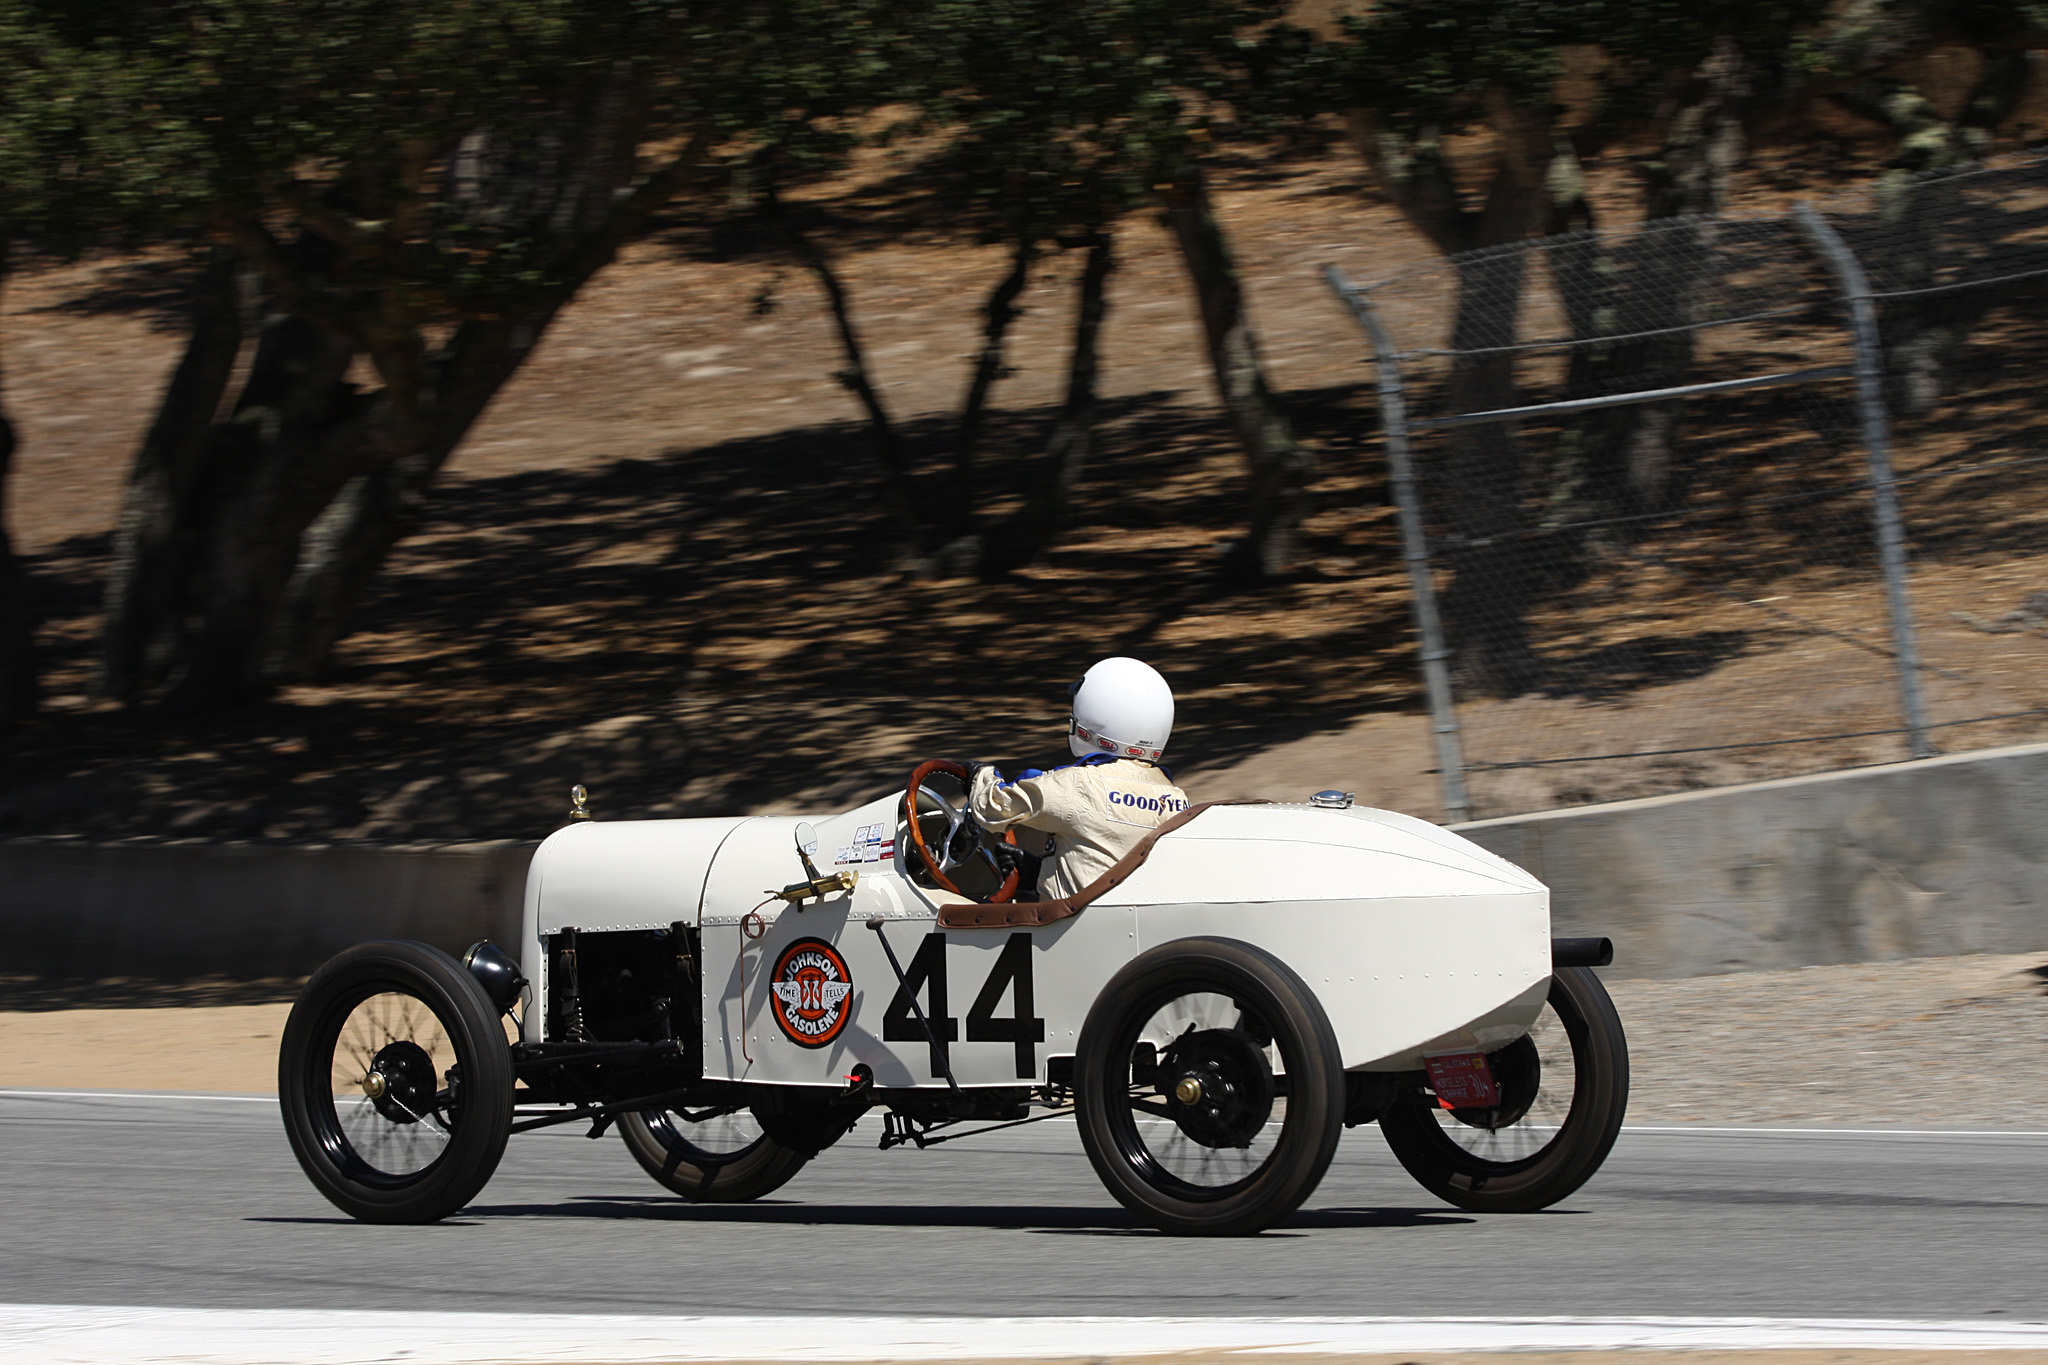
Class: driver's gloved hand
966,761,1002,788
986,840,1028,875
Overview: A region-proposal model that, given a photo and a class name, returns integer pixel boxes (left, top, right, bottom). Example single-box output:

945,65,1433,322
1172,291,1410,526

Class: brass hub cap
1173,1076,1205,1106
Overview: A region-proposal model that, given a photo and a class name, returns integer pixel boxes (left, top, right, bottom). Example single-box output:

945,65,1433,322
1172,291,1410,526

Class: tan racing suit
968,756,1191,901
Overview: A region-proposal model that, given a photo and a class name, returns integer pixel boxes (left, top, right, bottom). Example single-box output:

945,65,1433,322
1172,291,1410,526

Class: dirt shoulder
0,1002,291,1094
6,953,2043,1123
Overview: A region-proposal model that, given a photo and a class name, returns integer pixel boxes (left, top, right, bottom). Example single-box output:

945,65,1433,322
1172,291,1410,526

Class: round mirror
794,821,819,856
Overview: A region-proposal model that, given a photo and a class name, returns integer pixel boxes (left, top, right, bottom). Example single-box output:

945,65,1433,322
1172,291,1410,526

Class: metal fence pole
1791,203,1936,760
1324,267,1472,822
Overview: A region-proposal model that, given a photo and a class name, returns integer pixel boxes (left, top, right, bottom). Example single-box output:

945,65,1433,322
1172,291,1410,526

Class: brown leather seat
935,800,1266,929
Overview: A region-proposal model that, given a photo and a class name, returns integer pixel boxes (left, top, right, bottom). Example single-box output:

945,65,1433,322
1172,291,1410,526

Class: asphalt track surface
2,1090,2044,1319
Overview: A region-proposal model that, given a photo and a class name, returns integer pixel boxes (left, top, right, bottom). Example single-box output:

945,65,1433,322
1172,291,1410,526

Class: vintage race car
278,762,1629,1236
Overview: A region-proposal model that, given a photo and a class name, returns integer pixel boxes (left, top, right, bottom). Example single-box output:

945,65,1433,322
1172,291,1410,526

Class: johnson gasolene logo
768,938,854,1048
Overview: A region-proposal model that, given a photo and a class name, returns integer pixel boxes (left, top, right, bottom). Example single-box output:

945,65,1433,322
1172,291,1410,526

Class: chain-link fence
1329,154,2048,821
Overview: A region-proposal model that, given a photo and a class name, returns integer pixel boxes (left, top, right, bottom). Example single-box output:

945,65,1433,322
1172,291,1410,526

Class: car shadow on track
429,1197,1477,1233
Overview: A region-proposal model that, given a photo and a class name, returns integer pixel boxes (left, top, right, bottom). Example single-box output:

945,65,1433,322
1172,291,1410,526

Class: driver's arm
968,765,1073,837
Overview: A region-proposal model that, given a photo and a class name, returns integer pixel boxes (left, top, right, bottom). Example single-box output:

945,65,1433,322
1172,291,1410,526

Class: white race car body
521,791,1551,1087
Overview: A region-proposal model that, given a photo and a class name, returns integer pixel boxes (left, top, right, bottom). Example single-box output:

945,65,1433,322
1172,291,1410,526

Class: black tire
279,940,514,1224
1380,965,1629,1213
1074,937,1345,1236
618,1109,811,1203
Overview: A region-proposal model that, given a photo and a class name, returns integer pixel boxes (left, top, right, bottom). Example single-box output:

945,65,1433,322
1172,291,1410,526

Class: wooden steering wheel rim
903,759,1021,904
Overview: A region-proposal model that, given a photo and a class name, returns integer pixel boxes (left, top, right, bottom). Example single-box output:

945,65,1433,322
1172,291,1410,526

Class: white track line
7,1308,2048,1363
1621,1125,2048,1138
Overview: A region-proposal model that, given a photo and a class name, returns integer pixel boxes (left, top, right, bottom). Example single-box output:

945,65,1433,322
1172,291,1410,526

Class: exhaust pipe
1552,936,1614,969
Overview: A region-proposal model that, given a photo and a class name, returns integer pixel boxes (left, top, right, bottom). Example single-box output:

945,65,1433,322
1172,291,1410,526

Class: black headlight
462,940,526,1015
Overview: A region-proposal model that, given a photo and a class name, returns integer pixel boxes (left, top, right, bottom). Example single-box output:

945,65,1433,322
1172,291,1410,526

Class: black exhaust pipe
1551,936,1614,969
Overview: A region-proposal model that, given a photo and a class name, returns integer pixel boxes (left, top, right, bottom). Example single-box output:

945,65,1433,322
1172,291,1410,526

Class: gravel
1608,952,2048,1125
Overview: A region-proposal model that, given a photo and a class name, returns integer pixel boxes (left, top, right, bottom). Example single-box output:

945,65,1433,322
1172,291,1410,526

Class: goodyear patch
1104,789,1191,828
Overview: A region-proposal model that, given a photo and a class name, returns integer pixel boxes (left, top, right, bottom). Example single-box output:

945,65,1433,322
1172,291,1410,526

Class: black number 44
883,932,1046,1079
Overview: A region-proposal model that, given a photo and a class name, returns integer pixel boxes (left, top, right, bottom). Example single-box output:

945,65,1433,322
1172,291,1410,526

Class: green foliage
1,1,908,316
1324,0,1839,139
1336,0,1572,137
880,0,1291,239
0,0,206,255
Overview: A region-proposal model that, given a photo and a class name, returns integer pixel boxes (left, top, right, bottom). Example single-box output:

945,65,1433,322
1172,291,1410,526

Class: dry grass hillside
4,126,2043,840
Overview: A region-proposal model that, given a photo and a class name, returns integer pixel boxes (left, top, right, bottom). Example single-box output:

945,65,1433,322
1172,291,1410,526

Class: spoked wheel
1075,937,1344,1236
618,1107,811,1203
278,940,514,1224
1379,965,1629,1213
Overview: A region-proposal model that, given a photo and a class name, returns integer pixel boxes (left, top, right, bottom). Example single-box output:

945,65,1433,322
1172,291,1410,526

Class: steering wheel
903,759,1021,904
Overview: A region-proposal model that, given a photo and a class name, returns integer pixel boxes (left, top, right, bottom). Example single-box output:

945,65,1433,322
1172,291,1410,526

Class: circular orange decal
768,938,854,1048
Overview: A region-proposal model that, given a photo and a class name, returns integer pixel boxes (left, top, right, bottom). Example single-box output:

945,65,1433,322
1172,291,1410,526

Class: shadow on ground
1,383,1410,841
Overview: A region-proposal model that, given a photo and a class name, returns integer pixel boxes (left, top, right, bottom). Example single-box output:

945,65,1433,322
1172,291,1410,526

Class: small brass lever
772,869,858,906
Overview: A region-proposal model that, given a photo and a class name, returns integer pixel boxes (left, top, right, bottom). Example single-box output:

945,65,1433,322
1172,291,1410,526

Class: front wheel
1074,937,1345,1236
618,1108,811,1203
1379,965,1629,1213
278,940,515,1224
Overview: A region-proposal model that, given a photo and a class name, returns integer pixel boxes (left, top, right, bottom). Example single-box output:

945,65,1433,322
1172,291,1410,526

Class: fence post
1791,203,1936,761
1324,267,1472,822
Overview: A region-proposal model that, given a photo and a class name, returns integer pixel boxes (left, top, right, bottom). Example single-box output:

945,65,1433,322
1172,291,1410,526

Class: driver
968,657,1191,901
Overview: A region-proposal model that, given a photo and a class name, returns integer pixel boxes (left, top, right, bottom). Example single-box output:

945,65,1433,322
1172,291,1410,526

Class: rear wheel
618,1107,811,1203
1075,937,1344,1236
1379,966,1629,1212
278,940,514,1224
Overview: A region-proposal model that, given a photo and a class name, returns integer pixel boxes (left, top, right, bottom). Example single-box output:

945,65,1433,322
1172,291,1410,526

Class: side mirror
775,820,856,909
794,822,822,878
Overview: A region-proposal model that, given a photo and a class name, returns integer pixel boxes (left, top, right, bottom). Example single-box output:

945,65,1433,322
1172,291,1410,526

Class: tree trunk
99,249,246,701
1639,37,1750,223
1546,44,1751,561
100,74,705,707
260,84,696,684
158,306,371,711
1440,245,1542,697
266,312,557,680
979,231,1114,578
1159,168,1311,583
1836,56,2035,415
1346,104,1588,695
0,248,34,727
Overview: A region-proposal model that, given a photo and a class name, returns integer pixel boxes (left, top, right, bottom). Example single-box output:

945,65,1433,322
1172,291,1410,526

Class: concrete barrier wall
6,740,2048,982
1457,740,2048,978
0,839,535,979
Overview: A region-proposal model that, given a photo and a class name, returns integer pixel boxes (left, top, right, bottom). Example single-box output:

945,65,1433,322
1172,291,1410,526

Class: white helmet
1067,657,1175,761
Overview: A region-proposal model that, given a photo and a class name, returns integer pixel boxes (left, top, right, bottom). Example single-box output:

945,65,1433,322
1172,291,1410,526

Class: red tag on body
1425,1051,1500,1109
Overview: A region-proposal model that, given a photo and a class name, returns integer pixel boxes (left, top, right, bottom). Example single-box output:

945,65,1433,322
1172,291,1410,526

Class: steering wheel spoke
903,759,1022,904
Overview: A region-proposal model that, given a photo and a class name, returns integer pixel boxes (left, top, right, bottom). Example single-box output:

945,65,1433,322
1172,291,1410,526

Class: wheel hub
364,1039,438,1125
1161,1028,1274,1148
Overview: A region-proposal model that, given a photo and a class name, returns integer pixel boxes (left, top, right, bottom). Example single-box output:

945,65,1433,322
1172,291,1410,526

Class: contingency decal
1424,1051,1500,1109
769,938,855,1048
834,823,897,865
